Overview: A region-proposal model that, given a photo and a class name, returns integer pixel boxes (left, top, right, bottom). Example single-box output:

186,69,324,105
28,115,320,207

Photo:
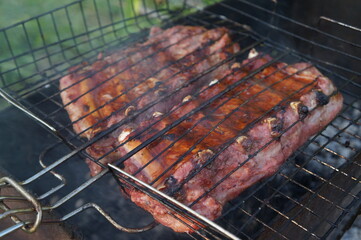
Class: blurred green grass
0,0,218,110
0,0,165,92
0,0,75,29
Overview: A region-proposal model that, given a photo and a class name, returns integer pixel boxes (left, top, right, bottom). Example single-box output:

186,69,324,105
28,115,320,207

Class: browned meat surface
60,25,239,139
59,26,343,233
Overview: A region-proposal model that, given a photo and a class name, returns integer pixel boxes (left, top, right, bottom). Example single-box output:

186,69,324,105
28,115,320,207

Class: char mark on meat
59,25,343,233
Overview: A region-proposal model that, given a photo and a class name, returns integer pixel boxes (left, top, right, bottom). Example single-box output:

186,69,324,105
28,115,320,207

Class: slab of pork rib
60,26,343,232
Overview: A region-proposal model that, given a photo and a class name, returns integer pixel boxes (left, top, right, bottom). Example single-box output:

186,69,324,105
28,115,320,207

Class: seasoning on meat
59,26,343,232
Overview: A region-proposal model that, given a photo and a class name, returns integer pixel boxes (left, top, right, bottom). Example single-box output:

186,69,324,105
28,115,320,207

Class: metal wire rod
108,163,240,240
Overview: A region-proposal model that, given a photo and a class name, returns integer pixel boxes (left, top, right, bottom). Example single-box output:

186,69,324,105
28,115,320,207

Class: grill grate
0,0,360,239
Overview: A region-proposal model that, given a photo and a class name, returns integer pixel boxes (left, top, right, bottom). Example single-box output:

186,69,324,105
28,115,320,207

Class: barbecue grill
0,0,360,239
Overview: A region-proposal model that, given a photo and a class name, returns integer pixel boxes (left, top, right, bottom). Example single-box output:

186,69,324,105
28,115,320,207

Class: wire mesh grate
0,0,360,239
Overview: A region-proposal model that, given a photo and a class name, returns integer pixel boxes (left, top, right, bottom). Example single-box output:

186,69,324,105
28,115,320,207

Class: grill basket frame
0,0,360,239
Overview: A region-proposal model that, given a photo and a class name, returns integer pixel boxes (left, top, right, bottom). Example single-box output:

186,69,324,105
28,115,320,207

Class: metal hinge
0,171,158,238
0,177,43,237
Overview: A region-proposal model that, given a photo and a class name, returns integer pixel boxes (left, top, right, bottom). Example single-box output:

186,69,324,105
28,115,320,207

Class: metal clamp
0,177,43,235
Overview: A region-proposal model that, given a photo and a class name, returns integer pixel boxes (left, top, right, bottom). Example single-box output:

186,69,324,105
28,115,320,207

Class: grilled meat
59,26,343,232
60,25,239,139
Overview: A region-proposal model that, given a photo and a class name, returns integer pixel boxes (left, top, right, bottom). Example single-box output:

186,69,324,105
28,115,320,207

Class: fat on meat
59,26,343,232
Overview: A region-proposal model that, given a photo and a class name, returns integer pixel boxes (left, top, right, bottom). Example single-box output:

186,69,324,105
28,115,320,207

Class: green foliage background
0,0,73,29
0,0,219,109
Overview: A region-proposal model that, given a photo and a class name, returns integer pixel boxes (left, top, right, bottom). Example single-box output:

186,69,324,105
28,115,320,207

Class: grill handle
0,172,158,238
0,177,43,237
